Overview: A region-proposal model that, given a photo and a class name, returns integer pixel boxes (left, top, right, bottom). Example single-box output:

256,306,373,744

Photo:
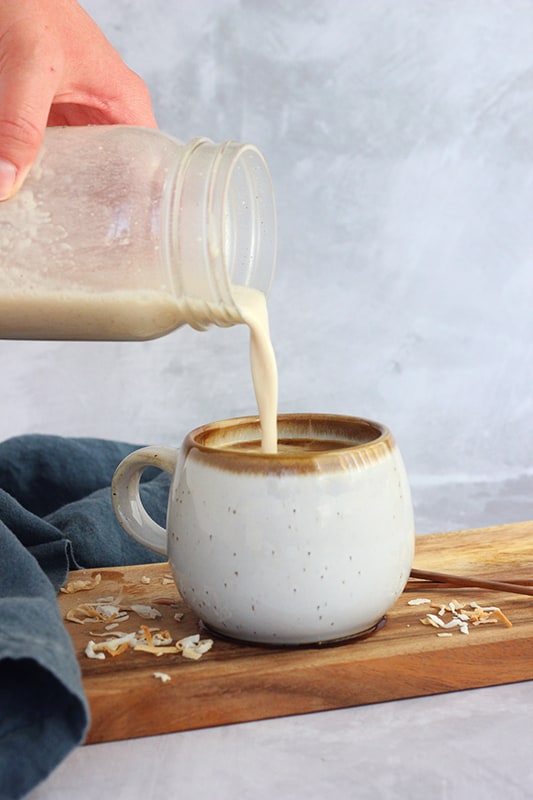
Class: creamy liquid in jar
0,290,185,341
232,286,279,454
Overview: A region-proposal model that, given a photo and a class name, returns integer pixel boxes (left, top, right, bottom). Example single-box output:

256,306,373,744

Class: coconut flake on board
408,598,513,636
64,579,214,663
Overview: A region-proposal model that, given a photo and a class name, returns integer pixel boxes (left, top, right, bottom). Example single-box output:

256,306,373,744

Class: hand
0,0,157,200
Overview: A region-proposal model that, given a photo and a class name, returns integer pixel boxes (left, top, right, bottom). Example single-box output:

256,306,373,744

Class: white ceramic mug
111,414,415,645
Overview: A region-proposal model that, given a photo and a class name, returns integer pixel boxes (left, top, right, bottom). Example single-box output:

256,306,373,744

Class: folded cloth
0,435,169,800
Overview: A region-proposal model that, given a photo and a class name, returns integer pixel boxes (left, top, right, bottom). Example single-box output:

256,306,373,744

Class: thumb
0,38,59,200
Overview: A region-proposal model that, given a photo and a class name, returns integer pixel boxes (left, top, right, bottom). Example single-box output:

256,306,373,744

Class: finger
0,33,61,199
49,58,158,129
102,66,158,128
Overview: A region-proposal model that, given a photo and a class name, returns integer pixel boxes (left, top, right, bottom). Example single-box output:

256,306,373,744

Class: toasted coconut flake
66,603,122,625
66,609,87,625
108,641,131,657
61,573,102,594
140,625,154,647
84,632,137,659
182,648,203,661
153,672,171,683
437,632,453,638
134,643,177,656
176,634,200,650
425,613,447,629
194,639,213,655
480,606,513,627
85,640,106,660
177,635,214,660
174,612,184,622
182,639,214,661
407,598,431,606
152,630,173,646
141,576,151,584
100,632,137,651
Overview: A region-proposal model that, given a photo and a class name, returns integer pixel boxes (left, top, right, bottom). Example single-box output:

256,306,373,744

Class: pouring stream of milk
233,286,279,454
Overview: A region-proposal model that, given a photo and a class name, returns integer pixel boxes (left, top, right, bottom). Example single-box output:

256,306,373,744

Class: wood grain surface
57,521,533,745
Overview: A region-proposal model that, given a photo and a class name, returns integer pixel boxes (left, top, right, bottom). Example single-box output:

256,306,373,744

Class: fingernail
0,159,18,200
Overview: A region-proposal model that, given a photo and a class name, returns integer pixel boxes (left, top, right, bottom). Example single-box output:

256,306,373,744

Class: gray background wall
1,0,532,534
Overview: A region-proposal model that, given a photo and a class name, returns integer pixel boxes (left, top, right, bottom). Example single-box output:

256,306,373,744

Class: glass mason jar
0,126,276,340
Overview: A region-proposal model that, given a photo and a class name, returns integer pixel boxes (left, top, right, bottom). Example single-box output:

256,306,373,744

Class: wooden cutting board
57,521,533,745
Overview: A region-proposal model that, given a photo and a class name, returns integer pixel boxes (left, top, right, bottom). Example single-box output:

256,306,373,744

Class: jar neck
166,138,276,330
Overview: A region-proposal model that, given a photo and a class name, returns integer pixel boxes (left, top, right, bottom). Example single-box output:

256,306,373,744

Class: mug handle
111,446,178,557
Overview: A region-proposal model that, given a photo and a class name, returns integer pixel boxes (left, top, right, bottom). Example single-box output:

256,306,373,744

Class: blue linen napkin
0,435,169,800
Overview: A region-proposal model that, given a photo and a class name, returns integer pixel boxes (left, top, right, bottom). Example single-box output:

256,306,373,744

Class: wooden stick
409,568,533,598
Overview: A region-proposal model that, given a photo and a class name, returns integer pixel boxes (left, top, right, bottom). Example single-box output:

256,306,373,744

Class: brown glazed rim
182,413,394,475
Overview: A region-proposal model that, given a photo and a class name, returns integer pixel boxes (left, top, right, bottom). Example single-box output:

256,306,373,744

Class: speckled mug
111,414,415,645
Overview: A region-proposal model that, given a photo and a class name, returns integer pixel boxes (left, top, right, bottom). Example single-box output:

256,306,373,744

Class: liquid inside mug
111,414,415,645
